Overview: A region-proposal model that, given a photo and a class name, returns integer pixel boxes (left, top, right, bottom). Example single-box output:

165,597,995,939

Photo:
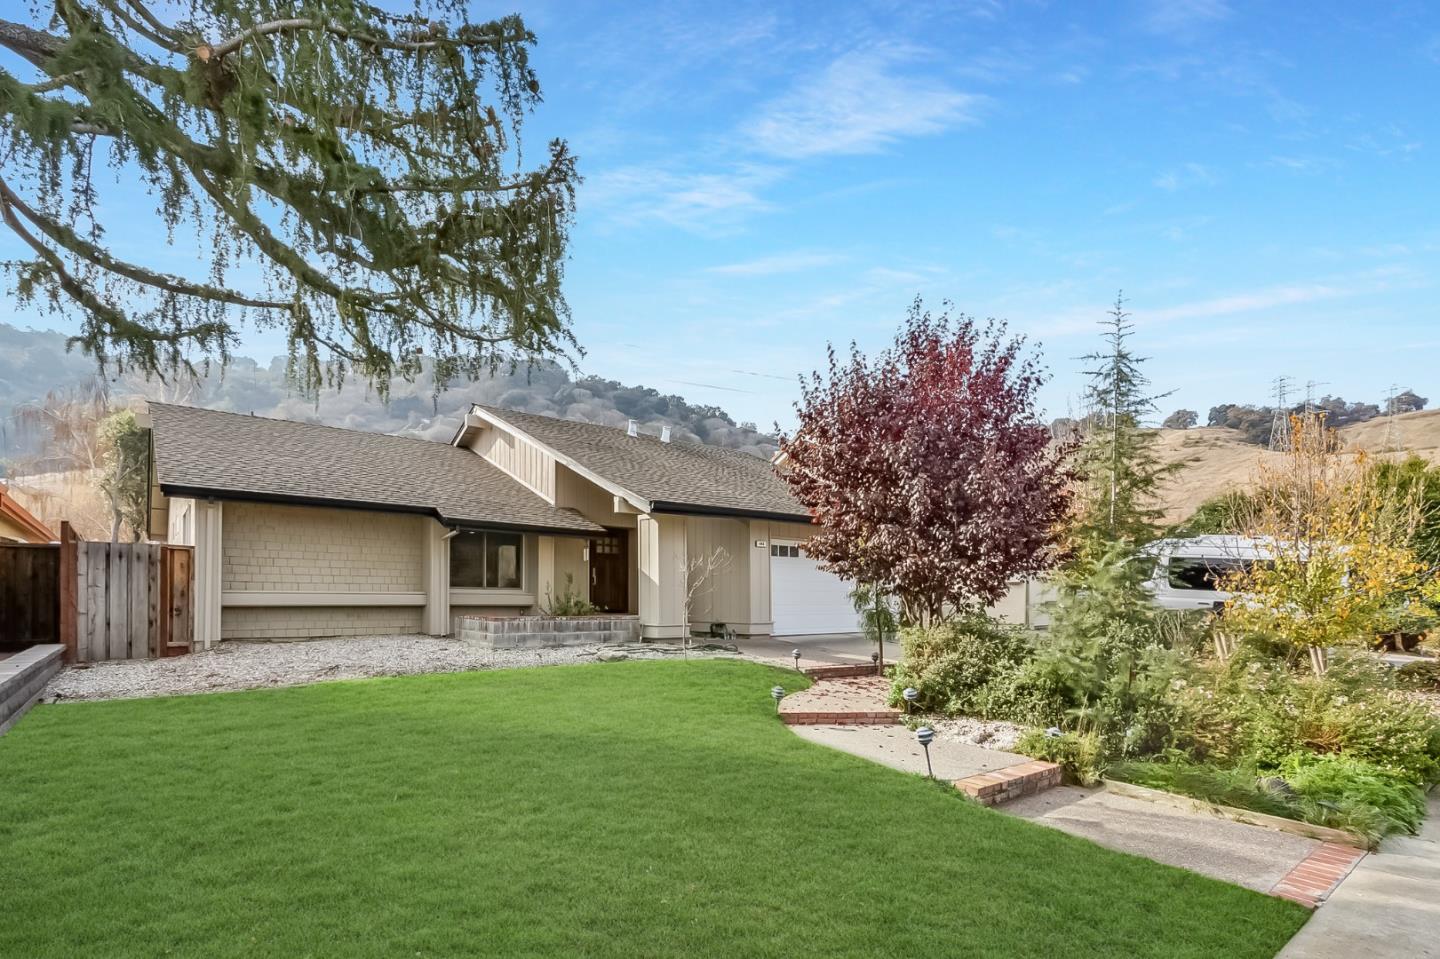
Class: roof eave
157,484,603,537
646,500,813,524
0,490,56,542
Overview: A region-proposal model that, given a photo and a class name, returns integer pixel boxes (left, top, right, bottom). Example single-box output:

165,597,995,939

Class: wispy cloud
1153,162,1218,191
743,45,984,159
1142,0,1232,36
582,164,783,233
706,251,846,276
1266,155,1335,173
1146,283,1345,323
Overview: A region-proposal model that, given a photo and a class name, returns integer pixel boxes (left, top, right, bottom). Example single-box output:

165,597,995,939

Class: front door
589,534,628,612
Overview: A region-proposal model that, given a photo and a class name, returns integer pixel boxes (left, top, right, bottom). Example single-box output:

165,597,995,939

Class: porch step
953,760,1063,806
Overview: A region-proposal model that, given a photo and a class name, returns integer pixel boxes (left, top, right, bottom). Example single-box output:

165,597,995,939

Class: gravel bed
42,635,742,703
927,716,1026,752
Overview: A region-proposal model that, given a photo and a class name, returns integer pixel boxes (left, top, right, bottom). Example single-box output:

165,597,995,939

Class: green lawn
0,659,1306,958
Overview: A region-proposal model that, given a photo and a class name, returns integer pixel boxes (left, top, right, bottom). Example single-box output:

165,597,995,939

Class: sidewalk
1277,792,1440,958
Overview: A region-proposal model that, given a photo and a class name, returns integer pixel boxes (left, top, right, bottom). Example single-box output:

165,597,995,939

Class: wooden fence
0,544,60,650
70,538,193,663
1,524,192,662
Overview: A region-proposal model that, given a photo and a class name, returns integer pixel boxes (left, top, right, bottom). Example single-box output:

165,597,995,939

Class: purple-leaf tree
778,299,1072,626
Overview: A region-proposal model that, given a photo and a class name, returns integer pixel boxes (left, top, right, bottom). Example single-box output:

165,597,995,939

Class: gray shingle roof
150,403,603,534
476,406,810,521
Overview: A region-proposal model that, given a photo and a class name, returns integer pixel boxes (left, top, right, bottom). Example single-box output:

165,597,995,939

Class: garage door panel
770,545,861,636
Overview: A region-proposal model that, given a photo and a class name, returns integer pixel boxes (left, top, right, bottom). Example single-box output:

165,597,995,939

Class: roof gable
474,406,809,521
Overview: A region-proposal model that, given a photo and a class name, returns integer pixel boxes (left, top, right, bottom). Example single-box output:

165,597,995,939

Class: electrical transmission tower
1302,380,1330,417
1268,375,1293,451
1383,383,1399,454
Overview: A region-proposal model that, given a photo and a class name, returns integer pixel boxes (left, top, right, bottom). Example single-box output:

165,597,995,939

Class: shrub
1016,728,1105,786
890,616,1066,724
1396,659,1440,693
542,574,597,617
1282,754,1428,841
1172,655,1440,786
1110,757,1297,818
1032,620,1196,760
1111,753,1426,847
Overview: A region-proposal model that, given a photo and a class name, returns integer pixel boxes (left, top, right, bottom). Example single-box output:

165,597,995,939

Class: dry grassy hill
1153,409,1440,525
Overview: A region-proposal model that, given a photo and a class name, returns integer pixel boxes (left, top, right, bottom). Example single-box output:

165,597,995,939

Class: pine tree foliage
1068,293,1176,555
0,1,578,393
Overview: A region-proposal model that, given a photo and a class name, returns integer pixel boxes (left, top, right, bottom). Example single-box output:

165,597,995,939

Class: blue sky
5,0,1439,429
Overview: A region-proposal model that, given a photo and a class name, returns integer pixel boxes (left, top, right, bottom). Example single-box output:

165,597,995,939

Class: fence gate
62,529,194,663
0,544,60,651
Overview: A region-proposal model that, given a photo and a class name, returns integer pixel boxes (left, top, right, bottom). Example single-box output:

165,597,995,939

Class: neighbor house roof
149,403,603,535
470,406,811,522
0,482,55,543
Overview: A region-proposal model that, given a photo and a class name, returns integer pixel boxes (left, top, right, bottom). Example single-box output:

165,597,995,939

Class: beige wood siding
222,502,425,593
684,516,751,628
554,464,637,528
551,536,589,608
223,606,423,640
469,426,556,502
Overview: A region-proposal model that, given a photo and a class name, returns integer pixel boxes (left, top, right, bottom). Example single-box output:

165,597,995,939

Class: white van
1141,535,1277,612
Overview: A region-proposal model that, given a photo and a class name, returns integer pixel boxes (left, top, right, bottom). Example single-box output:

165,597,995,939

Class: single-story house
0,482,54,544
148,402,864,645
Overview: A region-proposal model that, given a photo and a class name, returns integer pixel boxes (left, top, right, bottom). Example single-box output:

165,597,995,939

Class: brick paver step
1269,842,1366,908
953,760,1063,806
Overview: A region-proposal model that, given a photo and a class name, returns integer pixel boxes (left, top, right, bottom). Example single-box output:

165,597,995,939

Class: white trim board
222,591,426,607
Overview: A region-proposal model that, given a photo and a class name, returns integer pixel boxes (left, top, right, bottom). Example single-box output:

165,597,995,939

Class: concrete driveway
731,633,901,668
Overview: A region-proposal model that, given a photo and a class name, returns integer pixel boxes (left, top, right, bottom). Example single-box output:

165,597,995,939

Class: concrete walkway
1277,792,1440,958
791,721,1325,895
790,723,1027,781
1005,784,1321,893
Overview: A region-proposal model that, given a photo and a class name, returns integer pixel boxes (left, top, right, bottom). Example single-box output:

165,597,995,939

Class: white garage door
770,542,862,636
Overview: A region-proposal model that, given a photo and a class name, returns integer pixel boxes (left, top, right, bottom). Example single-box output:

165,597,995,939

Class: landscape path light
793,648,802,671
771,685,785,713
916,726,935,779
902,686,919,715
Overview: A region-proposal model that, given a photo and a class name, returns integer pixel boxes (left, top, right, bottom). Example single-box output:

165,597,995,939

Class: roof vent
626,419,638,437
660,426,672,443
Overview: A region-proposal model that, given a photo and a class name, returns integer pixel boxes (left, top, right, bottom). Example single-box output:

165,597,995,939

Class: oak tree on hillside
778,299,1072,627
0,1,578,392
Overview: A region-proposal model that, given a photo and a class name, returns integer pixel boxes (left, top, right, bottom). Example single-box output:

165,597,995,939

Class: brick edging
954,760,1062,806
802,663,883,680
1270,842,1365,908
781,709,900,726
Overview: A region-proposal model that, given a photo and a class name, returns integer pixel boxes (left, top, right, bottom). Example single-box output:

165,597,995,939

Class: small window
771,544,801,558
451,531,524,589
